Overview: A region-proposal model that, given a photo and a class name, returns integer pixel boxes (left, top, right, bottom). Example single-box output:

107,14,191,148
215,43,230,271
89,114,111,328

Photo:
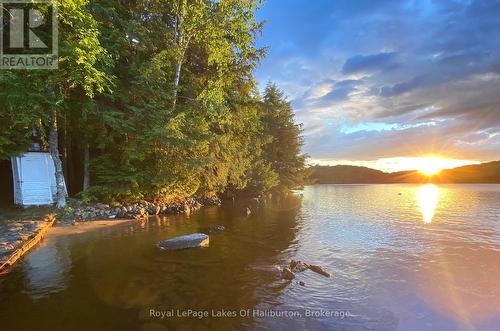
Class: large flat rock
157,233,209,250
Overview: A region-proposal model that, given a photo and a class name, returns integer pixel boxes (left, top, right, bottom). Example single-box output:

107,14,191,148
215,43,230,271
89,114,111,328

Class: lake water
0,184,499,331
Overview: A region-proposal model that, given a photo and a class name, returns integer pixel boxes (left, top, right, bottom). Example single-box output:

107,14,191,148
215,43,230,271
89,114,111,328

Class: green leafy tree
0,0,112,206
1,0,306,205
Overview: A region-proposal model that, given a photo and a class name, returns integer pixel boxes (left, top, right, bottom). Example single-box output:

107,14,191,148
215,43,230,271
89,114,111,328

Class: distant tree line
0,0,307,205
309,162,500,184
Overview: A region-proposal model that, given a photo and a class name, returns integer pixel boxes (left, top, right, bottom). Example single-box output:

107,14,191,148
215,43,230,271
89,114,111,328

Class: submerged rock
198,225,225,234
214,225,225,232
290,260,309,272
157,233,209,250
284,260,331,280
308,264,331,278
281,267,295,280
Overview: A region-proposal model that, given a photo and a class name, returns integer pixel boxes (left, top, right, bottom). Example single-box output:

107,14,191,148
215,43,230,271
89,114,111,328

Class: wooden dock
0,214,56,275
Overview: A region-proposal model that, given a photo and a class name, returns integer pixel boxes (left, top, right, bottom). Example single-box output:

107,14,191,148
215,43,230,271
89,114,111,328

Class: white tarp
11,152,67,206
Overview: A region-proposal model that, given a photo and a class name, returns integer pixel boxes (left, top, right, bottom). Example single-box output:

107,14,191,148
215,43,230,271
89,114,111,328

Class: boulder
147,205,161,215
132,207,148,220
157,233,209,250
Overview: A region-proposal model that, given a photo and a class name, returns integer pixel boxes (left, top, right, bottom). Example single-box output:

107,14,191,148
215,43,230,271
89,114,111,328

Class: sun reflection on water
417,184,440,224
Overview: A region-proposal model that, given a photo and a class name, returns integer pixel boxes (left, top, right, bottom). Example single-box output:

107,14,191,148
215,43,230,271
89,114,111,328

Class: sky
255,0,500,172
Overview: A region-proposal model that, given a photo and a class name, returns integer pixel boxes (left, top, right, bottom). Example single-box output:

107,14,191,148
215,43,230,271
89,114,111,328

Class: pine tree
261,83,307,191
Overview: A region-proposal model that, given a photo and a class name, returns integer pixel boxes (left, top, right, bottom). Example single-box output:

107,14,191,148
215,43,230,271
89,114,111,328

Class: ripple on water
0,184,498,331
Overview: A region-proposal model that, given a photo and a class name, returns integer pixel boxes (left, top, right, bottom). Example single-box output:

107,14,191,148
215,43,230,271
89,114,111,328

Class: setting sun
415,157,449,176
419,162,442,176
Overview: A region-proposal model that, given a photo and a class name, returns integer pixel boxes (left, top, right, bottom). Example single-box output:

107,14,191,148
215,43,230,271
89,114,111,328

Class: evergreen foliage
0,0,306,203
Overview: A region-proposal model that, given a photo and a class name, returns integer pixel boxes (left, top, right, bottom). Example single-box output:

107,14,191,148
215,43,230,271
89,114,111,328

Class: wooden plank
0,214,55,275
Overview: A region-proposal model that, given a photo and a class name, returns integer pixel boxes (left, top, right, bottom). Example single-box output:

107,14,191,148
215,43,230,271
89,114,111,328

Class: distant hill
310,165,389,184
309,161,500,184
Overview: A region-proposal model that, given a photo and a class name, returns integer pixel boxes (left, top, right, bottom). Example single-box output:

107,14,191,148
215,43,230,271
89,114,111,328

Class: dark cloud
315,80,360,105
291,79,361,108
379,75,427,97
341,52,399,74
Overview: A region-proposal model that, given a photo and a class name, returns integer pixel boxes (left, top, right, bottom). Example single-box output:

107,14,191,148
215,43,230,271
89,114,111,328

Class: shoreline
0,193,264,275
47,219,136,239
59,195,222,224
0,196,218,275
0,214,55,275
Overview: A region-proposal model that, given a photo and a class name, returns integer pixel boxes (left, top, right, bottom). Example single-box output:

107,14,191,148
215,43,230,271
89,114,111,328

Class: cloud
295,79,361,108
341,52,399,74
379,75,428,97
257,0,500,162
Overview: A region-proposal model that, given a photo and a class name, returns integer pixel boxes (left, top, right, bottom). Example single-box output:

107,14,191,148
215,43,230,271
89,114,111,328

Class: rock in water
281,267,295,280
290,260,309,272
242,207,251,216
214,225,225,232
157,233,209,250
308,264,331,278
250,197,260,205
198,225,225,234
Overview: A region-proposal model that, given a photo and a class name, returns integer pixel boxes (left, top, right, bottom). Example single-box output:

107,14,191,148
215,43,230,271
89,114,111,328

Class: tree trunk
172,1,185,109
172,57,183,109
62,113,68,176
83,143,90,191
49,109,67,208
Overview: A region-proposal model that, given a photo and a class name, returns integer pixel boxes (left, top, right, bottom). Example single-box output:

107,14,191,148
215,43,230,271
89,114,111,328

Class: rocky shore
0,195,222,274
0,220,47,260
59,195,222,224
0,214,55,274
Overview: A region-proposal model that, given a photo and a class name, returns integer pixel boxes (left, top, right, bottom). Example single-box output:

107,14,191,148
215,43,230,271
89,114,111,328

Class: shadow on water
0,194,303,331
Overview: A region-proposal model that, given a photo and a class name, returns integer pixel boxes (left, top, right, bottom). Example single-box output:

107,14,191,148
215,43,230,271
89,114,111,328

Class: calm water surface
0,184,499,331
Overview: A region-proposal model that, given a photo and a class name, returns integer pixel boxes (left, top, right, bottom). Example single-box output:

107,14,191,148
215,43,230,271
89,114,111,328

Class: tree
0,0,112,206
1,1,306,205
261,83,307,191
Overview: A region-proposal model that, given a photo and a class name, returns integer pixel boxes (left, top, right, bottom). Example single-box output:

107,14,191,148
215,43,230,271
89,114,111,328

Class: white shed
11,152,67,206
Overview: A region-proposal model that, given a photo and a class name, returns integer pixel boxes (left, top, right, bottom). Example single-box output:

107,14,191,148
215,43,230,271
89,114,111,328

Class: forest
0,0,307,206
310,162,500,184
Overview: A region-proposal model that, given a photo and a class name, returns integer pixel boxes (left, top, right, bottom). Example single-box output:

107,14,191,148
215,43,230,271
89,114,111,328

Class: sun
417,157,445,176
419,163,442,176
